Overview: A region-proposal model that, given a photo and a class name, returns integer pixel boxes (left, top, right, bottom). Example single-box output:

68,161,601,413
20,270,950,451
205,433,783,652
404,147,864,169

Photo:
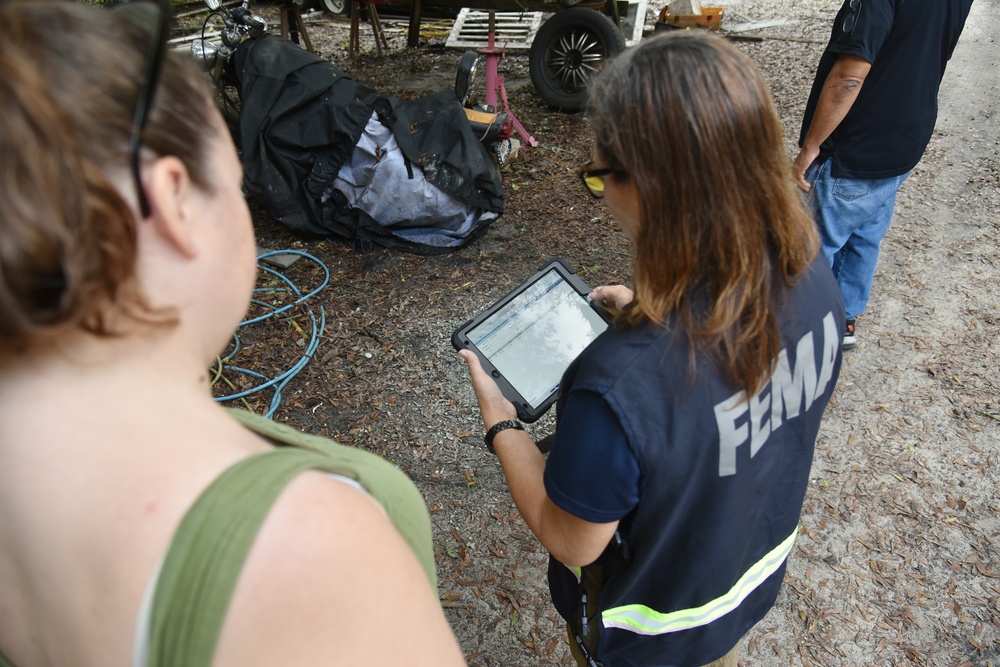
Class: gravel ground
193,0,1000,663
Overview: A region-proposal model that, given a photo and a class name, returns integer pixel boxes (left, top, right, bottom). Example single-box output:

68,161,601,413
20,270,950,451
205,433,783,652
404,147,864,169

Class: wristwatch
484,420,524,454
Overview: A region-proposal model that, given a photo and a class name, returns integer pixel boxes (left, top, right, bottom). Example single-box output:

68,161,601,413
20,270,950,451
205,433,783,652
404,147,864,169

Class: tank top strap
145,409,435,667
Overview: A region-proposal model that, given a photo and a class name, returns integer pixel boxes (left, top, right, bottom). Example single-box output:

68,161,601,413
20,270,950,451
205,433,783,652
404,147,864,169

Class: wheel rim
543,28,607,93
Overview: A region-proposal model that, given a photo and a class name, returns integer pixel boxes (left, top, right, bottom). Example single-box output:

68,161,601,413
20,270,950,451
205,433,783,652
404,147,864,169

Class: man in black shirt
792,0,973,350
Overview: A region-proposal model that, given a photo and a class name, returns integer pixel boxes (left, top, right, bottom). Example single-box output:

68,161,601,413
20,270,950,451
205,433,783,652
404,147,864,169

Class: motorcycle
188,0,512,254
189,0,267,134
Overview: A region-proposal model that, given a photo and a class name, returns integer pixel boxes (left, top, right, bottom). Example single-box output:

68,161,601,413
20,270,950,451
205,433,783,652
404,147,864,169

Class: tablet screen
465,268,609,409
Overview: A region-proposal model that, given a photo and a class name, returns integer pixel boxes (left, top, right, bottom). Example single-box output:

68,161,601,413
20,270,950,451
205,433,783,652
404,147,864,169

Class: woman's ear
143,155,198,260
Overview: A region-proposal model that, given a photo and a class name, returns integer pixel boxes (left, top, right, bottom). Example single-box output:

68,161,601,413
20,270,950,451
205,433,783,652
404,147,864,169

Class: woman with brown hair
460,32,844,665
0,2,465,665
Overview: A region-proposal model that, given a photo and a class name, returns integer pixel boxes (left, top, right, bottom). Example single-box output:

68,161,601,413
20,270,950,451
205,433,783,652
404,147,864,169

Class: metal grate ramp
445,2,647,51
446,10,543,51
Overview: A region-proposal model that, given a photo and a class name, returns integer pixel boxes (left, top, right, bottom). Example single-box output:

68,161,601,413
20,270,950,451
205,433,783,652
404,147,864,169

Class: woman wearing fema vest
460,32,844,666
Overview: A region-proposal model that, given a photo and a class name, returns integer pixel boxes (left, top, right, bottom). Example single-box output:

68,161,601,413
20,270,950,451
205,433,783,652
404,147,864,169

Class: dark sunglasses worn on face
578,160,625,199
122,0,171,218
842,0,862,35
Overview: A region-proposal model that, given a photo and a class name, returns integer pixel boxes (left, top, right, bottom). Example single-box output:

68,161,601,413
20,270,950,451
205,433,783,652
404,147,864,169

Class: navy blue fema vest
547,257,843,666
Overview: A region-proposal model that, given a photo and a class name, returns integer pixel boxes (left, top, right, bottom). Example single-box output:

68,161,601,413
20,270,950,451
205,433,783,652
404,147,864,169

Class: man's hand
792,145,819,192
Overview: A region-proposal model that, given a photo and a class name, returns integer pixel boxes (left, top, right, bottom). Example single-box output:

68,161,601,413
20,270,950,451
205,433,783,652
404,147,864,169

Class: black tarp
232,35,505,253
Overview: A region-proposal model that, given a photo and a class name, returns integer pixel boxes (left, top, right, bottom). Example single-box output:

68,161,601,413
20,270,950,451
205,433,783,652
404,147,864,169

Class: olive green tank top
0,409,437,667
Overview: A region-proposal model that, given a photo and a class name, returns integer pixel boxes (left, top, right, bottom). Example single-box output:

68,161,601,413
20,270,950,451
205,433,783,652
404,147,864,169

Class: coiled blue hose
211,249,330,418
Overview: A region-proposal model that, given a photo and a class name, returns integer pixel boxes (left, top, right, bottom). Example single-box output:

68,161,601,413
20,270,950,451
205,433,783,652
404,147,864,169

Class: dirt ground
207,0,999,664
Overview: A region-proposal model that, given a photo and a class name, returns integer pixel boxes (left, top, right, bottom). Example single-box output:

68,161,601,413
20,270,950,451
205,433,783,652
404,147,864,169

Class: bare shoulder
212,470,467,666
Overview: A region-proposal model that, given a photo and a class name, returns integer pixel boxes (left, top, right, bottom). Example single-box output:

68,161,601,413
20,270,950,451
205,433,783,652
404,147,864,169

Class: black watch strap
484,420,524,454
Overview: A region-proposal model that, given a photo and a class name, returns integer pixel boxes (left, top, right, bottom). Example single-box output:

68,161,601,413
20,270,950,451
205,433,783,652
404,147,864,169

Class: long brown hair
0,0,217,352
586,32,818,397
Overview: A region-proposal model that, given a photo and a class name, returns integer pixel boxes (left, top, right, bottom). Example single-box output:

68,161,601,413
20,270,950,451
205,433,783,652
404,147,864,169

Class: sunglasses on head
124,0,171,218
578,160,626,199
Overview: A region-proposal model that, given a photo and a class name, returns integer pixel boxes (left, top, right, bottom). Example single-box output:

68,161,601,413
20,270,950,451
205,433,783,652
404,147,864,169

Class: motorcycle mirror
205,0,222,10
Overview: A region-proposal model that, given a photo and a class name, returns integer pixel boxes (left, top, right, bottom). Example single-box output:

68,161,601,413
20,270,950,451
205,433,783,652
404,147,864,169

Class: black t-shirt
798,0,972,179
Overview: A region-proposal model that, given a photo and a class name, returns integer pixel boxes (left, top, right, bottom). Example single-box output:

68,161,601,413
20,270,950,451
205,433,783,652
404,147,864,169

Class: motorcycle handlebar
226,5,267,35
211,1,267,41
230,6,250,22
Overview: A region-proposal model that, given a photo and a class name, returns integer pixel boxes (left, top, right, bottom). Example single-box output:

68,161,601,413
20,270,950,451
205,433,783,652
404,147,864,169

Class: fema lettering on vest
713,312,839,477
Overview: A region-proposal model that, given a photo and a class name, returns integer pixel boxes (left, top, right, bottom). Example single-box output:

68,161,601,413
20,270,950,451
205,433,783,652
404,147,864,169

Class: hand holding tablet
453,260,612,422
589,284,635,311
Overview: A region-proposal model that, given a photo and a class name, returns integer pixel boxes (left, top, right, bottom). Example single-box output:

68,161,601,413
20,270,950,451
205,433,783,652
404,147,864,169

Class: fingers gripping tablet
452,260,611,422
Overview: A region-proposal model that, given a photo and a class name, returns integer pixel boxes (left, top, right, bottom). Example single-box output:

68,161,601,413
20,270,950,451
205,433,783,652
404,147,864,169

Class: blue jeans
805,158,909,321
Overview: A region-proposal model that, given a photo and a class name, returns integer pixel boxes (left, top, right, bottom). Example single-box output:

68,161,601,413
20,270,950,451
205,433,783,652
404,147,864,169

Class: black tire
529,8,626,112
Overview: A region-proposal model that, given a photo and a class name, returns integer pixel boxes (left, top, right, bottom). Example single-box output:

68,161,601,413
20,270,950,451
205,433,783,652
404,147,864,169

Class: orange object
657,6,724,31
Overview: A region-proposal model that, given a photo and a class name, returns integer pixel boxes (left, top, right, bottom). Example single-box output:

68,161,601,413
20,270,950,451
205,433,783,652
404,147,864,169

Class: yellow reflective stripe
601,528,798,635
